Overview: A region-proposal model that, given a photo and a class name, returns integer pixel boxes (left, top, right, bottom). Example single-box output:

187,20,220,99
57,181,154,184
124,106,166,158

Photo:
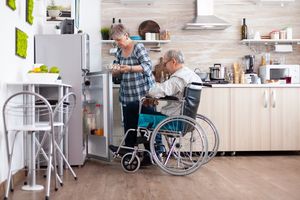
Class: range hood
184,0,231,30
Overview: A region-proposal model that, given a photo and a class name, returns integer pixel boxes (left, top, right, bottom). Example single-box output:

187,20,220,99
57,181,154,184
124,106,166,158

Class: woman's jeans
122,101,163,152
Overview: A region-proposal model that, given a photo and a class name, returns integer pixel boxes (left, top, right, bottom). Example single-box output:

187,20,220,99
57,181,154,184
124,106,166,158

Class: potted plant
100,27,110,40
47,0,62,19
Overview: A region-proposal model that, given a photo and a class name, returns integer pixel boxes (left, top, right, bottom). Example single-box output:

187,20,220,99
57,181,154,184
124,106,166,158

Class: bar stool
36,92,78,186
2,91,57,200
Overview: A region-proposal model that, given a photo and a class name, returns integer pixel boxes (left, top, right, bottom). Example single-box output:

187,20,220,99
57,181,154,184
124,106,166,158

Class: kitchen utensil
194,68,208,81
209,64,225,80
130,35,142,40
138,20,160,40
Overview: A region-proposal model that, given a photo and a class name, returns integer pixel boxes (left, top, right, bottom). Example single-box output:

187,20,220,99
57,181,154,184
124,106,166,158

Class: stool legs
4,132,17,199
21,132,44,191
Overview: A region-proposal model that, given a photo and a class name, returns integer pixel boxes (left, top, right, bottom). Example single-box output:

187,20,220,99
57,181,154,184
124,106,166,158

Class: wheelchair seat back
181,84,202,133
182,84,202,119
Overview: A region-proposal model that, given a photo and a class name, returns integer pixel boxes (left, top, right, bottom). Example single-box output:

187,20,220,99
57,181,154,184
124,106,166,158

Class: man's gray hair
164,49,185,64
111,24,129,40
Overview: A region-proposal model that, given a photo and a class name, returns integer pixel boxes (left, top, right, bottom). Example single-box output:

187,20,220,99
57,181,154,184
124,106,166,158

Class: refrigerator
34,34,113,165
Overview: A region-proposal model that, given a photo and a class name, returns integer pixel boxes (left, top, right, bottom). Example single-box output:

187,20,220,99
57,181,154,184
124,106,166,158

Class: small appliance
209,64,225,80
244,55,255,74
61,19,74,34
259,64,300,84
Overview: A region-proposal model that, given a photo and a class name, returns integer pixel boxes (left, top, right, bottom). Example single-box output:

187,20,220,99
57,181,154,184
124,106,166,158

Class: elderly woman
110,24,155,149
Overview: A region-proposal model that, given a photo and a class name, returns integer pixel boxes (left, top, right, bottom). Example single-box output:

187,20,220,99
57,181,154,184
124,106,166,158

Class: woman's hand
119,65,132,73
112,64,121,76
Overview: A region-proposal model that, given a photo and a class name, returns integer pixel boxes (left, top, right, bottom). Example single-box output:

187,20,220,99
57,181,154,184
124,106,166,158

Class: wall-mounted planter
6,0,16,10
26,0,34,25
15,28,28,59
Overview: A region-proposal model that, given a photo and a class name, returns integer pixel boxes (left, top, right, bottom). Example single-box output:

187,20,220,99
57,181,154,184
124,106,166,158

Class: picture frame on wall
46,0,72,22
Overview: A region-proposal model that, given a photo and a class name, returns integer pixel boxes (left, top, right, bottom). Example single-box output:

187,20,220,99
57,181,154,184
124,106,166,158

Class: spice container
160,30,170,40
280,30,287,39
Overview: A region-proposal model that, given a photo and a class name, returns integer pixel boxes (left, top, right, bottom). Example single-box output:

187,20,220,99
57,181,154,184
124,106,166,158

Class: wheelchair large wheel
121,153,140,173
196,114,219,164
150,115,208,176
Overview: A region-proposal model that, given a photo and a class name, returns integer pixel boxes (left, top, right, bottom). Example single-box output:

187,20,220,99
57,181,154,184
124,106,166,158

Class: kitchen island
198,84,300,153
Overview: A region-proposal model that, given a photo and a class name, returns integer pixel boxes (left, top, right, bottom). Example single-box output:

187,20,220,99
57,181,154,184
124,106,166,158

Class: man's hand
143,98,159,107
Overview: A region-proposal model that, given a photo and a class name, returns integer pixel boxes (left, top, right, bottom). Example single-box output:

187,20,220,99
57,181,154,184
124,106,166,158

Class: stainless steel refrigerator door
83,72,113,161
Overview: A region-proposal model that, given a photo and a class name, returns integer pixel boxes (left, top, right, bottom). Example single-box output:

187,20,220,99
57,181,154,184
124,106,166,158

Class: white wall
0,0,102,184
42,0,102,72
80,0,102,72
0,0,44,184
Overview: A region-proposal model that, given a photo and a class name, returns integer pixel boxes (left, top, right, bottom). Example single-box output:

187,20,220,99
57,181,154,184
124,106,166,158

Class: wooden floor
3,153,300,200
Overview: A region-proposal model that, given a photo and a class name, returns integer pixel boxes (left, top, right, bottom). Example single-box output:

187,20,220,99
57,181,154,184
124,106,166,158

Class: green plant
7,0,16,10
100,27,110,40
15,28,28,58
47,0,61,10
26,0,34,25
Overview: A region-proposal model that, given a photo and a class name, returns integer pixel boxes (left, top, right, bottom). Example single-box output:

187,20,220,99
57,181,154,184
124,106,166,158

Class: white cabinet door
198,88,231,151
231,88,270,151
270,88,300,150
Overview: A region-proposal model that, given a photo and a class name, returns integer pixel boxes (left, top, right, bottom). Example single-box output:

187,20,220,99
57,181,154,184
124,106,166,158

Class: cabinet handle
264,90,268,108
271,90,276,108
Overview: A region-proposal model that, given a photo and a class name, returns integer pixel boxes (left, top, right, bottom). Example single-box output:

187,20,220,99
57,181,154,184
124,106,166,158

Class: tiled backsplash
101,0,300,72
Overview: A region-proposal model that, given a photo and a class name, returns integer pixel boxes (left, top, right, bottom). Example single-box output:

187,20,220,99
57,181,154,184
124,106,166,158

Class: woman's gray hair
164,49,185,64
111,24,129,39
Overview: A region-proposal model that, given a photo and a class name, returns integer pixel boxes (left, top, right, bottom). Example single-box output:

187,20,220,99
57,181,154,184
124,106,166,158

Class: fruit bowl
25,73,59,83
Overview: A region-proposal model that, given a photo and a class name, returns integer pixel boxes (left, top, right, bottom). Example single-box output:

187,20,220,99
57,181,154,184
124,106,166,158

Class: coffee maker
244,55,255,74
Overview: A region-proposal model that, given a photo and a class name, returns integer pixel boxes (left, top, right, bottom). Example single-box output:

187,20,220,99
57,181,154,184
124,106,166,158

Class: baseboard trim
0,170,26,198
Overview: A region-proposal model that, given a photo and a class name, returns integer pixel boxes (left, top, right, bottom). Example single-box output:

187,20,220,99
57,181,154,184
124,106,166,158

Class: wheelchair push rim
150,115,208,176
196,114,220,164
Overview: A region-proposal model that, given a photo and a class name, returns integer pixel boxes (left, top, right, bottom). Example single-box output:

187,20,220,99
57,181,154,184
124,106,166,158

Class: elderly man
148,49,202,116
135,49,202,166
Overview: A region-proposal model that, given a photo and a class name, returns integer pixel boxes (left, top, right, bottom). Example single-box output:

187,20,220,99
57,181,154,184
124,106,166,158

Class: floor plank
2,154,300,200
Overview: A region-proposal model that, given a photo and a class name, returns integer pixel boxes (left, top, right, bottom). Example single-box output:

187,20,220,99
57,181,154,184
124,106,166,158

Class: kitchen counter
207,84,300,88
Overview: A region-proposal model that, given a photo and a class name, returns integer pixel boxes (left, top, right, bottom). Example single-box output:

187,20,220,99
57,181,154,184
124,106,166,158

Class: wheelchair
109,82,219,176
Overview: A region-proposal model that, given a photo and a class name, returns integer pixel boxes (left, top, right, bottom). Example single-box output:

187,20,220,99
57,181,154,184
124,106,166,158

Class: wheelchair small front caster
121,153,140,173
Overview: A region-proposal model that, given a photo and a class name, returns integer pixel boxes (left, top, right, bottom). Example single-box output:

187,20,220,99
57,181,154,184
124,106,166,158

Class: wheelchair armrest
159,96,179,101
191,82,212,87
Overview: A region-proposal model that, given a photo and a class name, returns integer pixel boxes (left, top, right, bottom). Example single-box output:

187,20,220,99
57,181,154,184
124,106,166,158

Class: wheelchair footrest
109,145,133,156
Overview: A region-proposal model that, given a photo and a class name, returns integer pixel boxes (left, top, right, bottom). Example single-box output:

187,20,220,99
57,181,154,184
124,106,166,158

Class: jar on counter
286,27,293,39
270,31,280,40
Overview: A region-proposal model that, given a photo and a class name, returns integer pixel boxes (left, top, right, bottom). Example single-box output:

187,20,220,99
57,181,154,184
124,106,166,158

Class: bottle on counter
241,18,248,40
118,18,122,24
160,71,165,83
240,71,245,84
